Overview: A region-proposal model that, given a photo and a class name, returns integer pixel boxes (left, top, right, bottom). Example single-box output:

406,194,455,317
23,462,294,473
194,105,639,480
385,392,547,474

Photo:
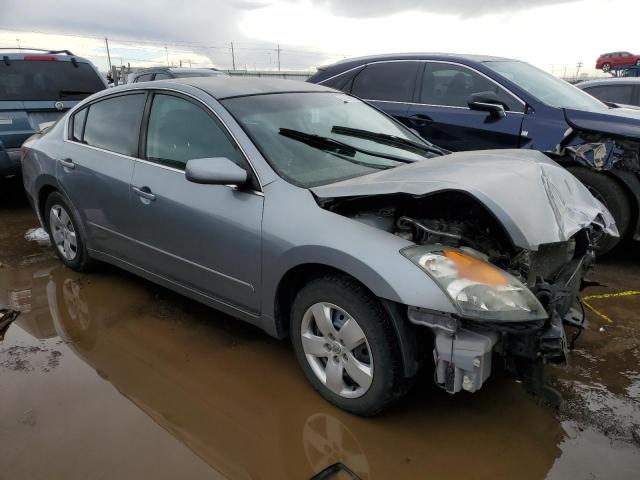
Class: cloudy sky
1,0,638,76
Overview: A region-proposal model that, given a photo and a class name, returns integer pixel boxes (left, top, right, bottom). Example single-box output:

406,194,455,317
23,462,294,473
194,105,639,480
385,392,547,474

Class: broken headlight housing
401,246,547,322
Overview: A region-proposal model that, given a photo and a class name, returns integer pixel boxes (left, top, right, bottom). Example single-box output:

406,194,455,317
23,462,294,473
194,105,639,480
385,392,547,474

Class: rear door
58,92,146,262
130,91,264,313
407,62,525,151
348,61,420,130
0,57,106,152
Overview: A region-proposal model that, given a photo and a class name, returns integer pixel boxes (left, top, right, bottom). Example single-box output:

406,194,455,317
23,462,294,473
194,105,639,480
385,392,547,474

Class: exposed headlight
401,246,547,322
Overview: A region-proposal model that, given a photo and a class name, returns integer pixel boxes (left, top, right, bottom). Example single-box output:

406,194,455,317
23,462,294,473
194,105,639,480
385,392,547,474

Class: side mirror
467,91,507,118
185,157,248,186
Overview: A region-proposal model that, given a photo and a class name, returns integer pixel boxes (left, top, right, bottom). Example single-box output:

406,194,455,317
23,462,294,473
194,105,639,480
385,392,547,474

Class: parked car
126,67,227,83
596,51,640,72
21,77,614,415
0,49,107,178
308,53,640,253
577,77,640,108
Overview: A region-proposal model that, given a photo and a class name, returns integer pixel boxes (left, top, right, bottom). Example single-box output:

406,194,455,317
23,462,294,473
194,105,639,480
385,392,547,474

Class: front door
407,62,525,151
130,92,263,313
58,92,146,262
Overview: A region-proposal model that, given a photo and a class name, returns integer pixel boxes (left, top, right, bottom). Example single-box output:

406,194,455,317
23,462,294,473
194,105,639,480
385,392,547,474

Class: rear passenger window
153,72,171,80
145,94,244,170
584,85,634,105
135,73,154,82
83,94,145,156
71,108,87,142
420,63,523,112
351,62,419,102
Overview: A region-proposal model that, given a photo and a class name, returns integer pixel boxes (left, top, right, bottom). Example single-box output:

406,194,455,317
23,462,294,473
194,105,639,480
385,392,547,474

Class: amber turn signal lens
443,250,508,286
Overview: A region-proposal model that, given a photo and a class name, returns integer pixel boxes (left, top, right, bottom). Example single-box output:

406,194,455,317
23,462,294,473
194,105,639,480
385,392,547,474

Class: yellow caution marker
580,290,640,324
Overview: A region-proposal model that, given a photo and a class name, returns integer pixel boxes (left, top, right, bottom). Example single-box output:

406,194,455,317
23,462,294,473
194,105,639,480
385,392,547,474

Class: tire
636,59,640,66
44,191,92,271
602,63,611,72
290,275,405,416
567,167,631,254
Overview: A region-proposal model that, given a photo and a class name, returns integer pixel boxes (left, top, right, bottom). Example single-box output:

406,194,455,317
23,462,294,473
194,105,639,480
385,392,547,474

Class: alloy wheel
49,204,78,261
300,302,373,398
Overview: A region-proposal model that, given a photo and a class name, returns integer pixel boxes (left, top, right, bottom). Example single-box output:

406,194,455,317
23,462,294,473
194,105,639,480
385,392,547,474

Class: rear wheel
567,167,631,254
602,63,611,72
45,192,92,271
636,59,640,66
290,276,405,416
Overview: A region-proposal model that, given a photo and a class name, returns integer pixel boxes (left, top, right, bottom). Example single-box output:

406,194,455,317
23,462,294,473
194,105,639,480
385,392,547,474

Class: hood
312,149,617,251
565,107,640,139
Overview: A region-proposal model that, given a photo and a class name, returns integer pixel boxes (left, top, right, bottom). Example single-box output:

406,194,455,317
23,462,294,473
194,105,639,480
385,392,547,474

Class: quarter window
145,94,244,170
153,72,172,80
420,63,523,112
83,93,145,156
351,62,419,102
71,107,87,142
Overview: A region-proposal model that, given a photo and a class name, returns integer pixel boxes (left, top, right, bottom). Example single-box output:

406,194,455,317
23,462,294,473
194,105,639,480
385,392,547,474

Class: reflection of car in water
10,265,565,479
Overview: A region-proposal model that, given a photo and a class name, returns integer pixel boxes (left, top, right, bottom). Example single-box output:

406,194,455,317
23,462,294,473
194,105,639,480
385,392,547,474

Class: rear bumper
0,148,21,177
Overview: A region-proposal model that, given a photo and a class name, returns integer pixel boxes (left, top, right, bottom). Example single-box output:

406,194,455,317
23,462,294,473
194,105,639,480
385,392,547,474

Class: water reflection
3,264,566,479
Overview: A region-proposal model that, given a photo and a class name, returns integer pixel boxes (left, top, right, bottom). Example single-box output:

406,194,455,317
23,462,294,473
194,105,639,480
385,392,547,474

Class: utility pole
575,61,583,79
104,37,112,73
277,44,281,72
165,46,170,66
16,38,21,51
230,42,236,70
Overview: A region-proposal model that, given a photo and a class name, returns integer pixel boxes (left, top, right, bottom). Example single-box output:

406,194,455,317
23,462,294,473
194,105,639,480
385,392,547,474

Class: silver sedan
21,77,615,414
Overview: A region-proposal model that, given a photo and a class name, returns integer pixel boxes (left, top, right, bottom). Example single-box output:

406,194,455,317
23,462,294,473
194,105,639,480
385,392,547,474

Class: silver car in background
21,77,615,415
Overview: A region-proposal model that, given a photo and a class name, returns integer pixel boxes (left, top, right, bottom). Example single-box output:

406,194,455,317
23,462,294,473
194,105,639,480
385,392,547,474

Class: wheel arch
271,261,425,379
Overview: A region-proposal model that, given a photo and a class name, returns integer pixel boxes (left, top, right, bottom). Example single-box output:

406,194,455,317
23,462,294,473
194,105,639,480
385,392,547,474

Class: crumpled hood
312,149,618,250
565,107,640,140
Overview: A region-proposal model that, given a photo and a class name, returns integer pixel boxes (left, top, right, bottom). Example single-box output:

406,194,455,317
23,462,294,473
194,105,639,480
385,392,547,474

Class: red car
596,51,640,72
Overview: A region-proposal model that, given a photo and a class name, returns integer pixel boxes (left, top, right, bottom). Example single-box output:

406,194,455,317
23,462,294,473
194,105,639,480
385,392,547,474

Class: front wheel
567,167,631,254
635,59,640,66
290,276,406,416
602,63,611,72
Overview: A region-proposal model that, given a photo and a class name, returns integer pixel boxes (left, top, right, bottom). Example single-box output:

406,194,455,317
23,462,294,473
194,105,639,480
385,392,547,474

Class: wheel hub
300,302,373,399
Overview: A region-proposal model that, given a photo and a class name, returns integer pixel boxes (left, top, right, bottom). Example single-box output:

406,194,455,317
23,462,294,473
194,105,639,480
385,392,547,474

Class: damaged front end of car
312,150,618,404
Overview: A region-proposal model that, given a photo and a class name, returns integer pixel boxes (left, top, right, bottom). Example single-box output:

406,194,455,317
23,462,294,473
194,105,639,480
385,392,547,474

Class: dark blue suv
308,53,640,253
1,49,107,178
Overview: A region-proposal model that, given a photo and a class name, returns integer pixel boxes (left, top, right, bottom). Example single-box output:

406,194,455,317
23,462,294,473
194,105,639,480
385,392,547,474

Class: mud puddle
1,187,640,479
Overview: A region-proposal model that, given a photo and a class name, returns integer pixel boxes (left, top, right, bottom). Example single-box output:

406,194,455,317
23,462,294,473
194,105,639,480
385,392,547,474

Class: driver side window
420,63,523,112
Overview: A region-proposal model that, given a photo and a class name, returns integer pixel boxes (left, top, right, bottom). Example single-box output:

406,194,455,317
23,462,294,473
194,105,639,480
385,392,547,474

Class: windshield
485,61,609,112
0,60,106,101
222,92,438,187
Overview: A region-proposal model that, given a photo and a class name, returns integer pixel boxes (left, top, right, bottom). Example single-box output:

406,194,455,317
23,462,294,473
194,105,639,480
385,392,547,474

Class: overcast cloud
304,0,580,18
1,0,637,74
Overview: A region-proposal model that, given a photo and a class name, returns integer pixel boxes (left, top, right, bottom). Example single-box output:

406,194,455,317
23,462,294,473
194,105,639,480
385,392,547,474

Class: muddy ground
1,179,639,480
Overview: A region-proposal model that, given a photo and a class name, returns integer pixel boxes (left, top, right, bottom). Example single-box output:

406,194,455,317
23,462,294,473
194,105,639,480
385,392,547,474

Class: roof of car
577,77,640,88
132,67,222,74
320,52,515,71
0,50,92,62
118,76,332,99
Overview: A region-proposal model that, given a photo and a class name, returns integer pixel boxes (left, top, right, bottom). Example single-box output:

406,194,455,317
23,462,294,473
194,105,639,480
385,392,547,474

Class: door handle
409,114,433,127
132,186,156,201
59,158,75,169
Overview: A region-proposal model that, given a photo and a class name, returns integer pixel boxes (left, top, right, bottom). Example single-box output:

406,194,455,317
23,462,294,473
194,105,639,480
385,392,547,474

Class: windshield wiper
331,125,445,156
58,89,95,97
279,128,415,165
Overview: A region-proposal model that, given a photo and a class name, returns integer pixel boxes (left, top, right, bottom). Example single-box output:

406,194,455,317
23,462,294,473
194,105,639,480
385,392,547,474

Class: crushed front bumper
408,254,590,400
